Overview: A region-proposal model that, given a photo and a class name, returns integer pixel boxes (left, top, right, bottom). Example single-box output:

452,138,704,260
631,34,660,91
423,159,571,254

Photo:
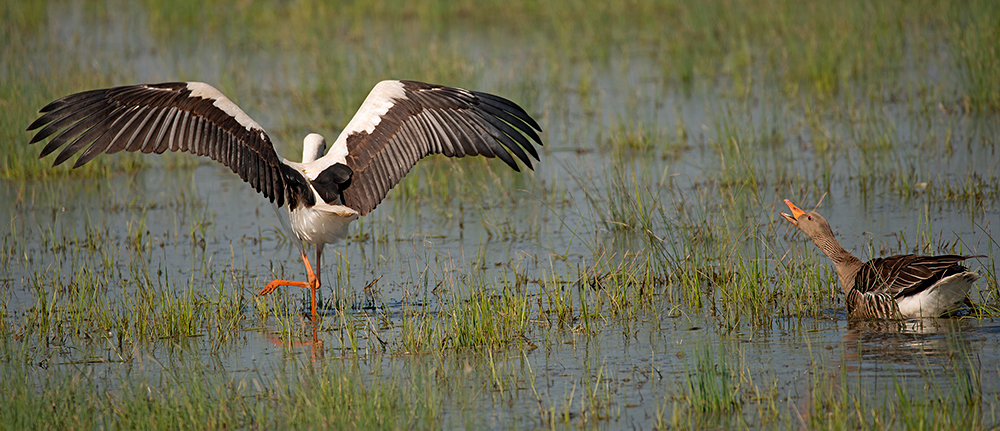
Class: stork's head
302,133,327,163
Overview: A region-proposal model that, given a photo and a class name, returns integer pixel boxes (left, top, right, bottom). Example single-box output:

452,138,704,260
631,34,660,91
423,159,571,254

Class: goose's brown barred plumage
27,80,543,320
780,199,982,319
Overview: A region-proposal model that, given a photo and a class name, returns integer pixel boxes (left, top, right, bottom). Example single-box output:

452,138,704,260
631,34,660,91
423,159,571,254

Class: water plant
2,0,999,429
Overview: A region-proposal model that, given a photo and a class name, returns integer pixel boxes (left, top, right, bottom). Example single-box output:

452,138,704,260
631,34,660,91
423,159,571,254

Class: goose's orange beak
780,199,806,225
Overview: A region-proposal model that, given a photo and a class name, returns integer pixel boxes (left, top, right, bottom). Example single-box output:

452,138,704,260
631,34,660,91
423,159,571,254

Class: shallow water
2,1,1000,428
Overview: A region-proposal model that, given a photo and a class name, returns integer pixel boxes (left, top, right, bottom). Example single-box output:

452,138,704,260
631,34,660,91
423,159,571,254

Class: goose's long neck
810,231,863,295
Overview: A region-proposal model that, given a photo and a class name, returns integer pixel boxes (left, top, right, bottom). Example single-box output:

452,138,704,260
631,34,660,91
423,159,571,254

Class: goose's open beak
780,199,806,225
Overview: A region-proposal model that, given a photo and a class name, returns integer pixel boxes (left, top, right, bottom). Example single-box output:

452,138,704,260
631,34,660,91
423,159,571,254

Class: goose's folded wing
855,254,978,298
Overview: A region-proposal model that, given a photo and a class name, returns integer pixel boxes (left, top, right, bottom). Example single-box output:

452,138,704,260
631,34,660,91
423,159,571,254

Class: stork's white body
284,133,358,245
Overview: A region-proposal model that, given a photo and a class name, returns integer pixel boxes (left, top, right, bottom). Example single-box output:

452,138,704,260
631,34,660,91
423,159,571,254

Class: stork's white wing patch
332,80,407,148
185,82,264,132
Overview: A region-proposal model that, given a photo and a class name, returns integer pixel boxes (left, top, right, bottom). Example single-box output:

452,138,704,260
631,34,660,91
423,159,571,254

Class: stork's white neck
302,133,327,163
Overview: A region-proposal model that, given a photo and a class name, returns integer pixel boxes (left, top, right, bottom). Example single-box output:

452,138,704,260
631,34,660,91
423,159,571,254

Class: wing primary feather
474,112,532,169
120,106,154,152
166,109,184,152
449,110,497,158
137,107,169,154
474,101,542,159
442,111,482,156
35,88,114,115
40,102,118,161
151,107,180,154
460,115,517,166
77,106,137,159
246,148,256,192
29,98,115,145
58,108,136,168
472,91,542,132
426,109,464,157
415,114,441,153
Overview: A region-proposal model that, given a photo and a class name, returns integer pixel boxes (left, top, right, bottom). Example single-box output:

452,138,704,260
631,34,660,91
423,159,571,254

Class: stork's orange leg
258,249,320,320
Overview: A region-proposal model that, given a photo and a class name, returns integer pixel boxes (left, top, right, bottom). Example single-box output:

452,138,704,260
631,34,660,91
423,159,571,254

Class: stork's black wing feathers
341,80,543,216
27,82,310,208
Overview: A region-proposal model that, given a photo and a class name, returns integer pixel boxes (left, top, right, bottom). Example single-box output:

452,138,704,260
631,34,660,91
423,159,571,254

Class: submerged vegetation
2,0,999,429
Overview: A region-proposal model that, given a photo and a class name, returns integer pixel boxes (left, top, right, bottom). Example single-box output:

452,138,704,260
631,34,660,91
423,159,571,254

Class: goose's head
780,199,835,240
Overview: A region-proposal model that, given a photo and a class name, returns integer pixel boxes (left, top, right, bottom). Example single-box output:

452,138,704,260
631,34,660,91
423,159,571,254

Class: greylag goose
28,80,543,320
780,199,982,319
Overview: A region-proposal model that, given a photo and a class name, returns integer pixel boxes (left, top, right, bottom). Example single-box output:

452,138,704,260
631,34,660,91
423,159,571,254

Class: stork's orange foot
257,279,309,296
256,277,321,321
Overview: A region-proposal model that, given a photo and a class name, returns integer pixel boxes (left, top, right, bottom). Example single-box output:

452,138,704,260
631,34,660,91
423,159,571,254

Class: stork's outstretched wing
332,80,542,215
27,82,310,208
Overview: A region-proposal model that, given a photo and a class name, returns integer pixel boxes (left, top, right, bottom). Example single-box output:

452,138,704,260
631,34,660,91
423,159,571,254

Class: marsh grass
443,269,530,350
539,269,578,329
680,343,741,414
3,0,1000,428
1,194,273,364
967,228,1000,315
0,348,455,430
805,333,988,430
711,101,789,191
951,1,1000,113
655,342,745,429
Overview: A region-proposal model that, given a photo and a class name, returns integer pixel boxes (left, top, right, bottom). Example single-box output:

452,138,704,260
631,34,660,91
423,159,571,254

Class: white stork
27,80,543,320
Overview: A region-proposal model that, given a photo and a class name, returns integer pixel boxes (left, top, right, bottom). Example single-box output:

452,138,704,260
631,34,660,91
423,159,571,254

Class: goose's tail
896,272,978,318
